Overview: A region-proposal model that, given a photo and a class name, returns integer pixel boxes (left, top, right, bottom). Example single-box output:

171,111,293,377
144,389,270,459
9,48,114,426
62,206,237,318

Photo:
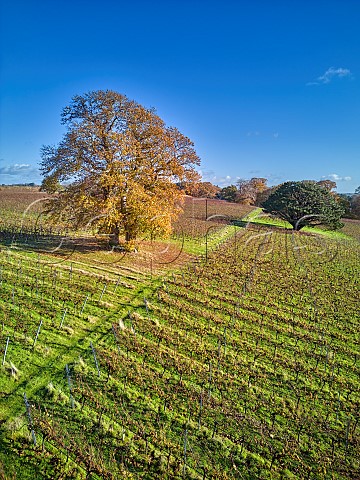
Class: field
0,187,359,479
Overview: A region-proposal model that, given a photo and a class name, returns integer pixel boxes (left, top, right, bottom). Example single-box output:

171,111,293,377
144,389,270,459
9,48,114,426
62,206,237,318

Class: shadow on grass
0,230,126,258
231,219,293,231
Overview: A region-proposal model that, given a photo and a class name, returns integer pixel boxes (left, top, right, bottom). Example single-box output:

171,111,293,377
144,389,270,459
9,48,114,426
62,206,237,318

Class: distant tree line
181,177,360,220
37,88,358,241
1,183,38,187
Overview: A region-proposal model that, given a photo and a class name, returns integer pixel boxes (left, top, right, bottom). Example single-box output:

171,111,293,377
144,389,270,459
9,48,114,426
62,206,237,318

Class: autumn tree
236,177,268,205
351,193,360,218
336,194,352,217
316,179,337,192
40,90,200,246
184,181,220,198
350,186,360,218
254,186,273,206
40,176,64,194
262,181,344,230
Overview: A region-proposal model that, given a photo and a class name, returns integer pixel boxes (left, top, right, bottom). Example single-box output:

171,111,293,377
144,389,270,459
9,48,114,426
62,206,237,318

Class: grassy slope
242,208,359,241
0,192,359,479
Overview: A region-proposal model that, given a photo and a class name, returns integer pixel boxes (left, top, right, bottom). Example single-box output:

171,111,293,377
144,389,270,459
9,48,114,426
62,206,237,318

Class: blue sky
1,0,359,192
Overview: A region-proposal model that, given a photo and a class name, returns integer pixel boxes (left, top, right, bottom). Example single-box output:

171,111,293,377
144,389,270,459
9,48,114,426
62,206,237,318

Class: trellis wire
33,318,43,348
90,341,101,377
23,393,36,445
2,336,9,365
59,309,67,329
65,364,74,408
80,294,90,315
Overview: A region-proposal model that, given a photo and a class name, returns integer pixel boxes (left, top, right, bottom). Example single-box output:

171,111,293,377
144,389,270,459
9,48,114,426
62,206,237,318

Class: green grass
169,223,243,256
243,208,356,241
0,196,359,479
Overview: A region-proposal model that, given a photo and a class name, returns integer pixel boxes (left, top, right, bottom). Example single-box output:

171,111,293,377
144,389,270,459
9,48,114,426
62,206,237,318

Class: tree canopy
184,181,220,198
236,177,268,205
351,194,360,219
40,90,200,245
262,181,345,231
218,185,238,203
316,179,337,192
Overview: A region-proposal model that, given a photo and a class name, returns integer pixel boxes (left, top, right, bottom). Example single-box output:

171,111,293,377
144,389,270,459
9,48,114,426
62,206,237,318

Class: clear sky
1,0,359,192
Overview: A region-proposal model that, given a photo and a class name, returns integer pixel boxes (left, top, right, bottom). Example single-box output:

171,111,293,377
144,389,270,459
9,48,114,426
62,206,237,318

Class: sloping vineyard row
0,227,359,479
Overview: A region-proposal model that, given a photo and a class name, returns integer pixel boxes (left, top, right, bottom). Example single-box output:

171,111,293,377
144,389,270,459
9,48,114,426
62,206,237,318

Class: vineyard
0,187,359,479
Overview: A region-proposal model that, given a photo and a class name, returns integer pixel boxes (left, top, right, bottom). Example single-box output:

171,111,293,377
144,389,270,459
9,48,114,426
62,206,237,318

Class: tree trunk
111,225,136,245
112,226,121,245
292,222,304,231
125,229,131,242
124,225,136,243
121,195,135,243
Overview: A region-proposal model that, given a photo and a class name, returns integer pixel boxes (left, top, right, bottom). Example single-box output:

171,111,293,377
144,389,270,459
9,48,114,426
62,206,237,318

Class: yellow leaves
41,90,200,245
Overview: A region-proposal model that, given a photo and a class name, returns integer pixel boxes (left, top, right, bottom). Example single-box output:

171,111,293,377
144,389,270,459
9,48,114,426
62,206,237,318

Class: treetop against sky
0,0,359,192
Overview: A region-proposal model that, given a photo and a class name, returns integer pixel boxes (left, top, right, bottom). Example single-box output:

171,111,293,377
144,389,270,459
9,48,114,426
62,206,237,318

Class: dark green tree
262,181,345,231
218,185,237,202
